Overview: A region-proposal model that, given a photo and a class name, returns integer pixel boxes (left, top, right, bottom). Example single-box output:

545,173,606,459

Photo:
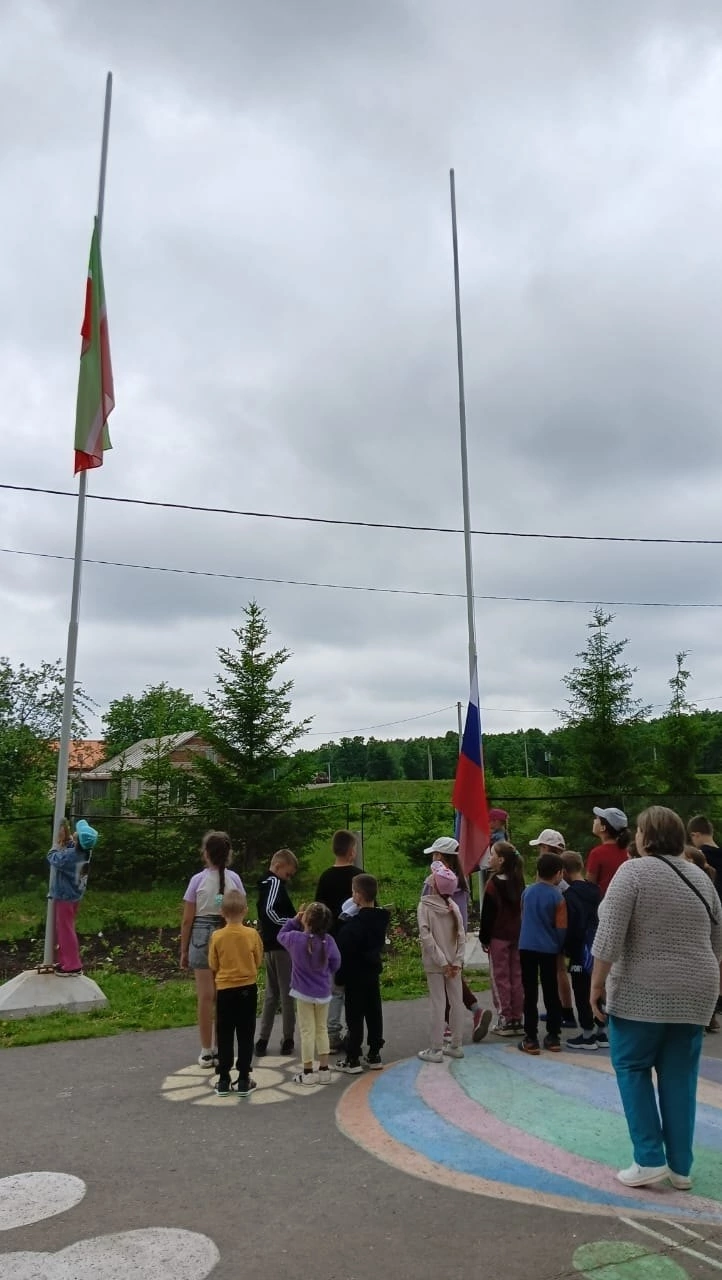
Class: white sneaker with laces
668,1170,692,1190
617,1162,669,1187
417,1048,444,1063
443,1045,464,1059
198,1050,215,1069
317,1070,336,1084
293,1070,320,1085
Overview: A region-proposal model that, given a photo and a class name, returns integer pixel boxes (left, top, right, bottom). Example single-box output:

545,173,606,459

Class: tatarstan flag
74,219,114,474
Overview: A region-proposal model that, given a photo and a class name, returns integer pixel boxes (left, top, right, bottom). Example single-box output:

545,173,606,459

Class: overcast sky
3,0,722,747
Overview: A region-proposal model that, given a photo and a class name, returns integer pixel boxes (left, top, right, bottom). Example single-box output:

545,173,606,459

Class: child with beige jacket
417,861,466,1062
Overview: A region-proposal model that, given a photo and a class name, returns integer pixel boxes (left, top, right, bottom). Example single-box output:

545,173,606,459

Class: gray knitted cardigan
593,855,722,1025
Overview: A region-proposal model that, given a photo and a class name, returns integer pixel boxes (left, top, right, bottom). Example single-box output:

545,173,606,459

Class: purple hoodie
278,917,341,1000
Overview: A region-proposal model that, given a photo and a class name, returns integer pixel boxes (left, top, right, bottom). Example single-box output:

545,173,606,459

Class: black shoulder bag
655,855,716,923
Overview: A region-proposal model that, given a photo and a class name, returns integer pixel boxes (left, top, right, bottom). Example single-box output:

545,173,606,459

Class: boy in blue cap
48,818,98,975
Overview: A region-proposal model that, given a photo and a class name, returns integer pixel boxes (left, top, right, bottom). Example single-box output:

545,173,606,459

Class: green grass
0,952,486,1049
0,887,183,942
0,971,198,1047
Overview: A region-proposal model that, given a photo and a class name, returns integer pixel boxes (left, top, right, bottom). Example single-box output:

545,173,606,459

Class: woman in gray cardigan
591,805,722,1190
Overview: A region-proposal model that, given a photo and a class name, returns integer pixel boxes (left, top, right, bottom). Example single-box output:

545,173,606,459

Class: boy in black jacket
561,852,602,1051
336,874,389,1074
255,849,298,1056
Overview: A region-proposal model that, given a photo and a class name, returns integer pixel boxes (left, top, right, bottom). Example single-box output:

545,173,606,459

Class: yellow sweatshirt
208,923,263,989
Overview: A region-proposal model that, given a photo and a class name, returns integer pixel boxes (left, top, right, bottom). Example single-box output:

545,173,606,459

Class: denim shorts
188,915,222,970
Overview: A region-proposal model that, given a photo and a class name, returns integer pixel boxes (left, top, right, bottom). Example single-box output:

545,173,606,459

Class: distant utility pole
427,743,434,781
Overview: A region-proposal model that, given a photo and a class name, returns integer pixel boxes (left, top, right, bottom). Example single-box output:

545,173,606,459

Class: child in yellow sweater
208,890,263,1097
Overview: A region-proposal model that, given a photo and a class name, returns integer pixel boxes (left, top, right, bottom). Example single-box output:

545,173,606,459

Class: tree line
2,604,720,890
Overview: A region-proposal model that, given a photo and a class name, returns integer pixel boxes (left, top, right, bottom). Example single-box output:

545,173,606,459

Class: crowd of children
47,805,722,1093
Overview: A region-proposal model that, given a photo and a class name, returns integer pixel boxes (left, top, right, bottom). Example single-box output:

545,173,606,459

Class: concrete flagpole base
0,970,108,1020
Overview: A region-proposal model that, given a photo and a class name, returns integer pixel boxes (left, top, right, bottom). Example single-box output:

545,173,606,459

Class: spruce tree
561,608,648,795
191,602,316,871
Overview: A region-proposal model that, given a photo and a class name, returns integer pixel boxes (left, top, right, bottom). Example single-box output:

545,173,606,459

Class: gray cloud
3,0,722,748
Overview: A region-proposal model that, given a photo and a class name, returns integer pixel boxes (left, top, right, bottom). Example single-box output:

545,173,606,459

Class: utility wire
3,482,722,546
2,544,721,611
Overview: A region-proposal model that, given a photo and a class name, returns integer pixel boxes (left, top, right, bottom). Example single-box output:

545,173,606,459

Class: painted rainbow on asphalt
336,1045,722,1223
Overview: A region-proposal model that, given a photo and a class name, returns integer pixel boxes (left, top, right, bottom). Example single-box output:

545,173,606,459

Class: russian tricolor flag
452,663,491,877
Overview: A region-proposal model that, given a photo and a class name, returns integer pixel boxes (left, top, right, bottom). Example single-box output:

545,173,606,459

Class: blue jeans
327,985,345,1043
609,1015,704,1176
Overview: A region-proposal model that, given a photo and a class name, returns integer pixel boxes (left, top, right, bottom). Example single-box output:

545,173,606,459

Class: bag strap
655,855,715,922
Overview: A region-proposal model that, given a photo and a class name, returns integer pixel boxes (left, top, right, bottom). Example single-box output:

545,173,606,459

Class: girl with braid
279,903,341,1084
180,831,245,1068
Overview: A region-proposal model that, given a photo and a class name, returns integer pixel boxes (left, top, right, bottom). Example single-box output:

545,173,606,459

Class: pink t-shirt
183,867,244,916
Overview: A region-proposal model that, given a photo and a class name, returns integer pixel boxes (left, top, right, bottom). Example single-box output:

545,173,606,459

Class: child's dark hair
489,841,524,904
598,818,632,850
688,814,714,839
352,873,377,903
685,845,717,882
203,830,232,896
561,851,584,875
332,829,356,858
303,901,332,964
438,849,468,896
537,851,563,881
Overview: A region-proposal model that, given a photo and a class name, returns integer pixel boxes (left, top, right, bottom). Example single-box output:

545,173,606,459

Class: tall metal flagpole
449,168,477,687
42,73,113,970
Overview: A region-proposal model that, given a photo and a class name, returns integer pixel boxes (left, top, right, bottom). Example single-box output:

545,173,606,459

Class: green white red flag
74,219,114,474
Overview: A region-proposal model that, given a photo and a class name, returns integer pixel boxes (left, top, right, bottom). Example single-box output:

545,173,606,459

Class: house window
169,776,190,807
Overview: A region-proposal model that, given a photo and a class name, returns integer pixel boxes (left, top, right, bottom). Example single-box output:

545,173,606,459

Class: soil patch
0,927,184,983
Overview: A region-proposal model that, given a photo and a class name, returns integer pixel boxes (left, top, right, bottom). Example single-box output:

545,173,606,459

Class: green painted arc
452,1055,722,1198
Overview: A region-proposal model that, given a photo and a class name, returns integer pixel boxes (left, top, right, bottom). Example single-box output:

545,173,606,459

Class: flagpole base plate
0,970,108,1020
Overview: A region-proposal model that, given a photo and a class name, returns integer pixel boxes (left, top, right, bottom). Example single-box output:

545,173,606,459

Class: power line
305,705,459,738
2,544,722,611
4,482,722,546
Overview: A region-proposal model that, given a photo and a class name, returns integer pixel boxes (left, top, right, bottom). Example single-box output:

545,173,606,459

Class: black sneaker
364,1051,383,1070
594,1030,609,1047
336,1058,363,1074
254,1038,268,1057
280,1038,295,1055
566,1033,599,1052
214,1077,233,1096
543,1034,561,1052
236,1076,257,1098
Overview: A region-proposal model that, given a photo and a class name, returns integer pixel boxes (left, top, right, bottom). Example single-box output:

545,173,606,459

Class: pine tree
656,651,708,800
191,602,316,871
561,608,648,794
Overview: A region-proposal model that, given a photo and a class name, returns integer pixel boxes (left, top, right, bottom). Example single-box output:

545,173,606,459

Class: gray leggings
258,948,295,1042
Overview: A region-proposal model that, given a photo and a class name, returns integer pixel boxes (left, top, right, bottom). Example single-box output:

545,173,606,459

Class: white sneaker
417,1048,444,1063
443,1045,464,1059
293,1070,320,1085
668,1170,692,1190
198,1051,215,1069
317,1069,336,1084
617,1162,669,1187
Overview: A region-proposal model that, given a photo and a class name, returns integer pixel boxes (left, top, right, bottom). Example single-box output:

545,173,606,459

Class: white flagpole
42,73,113,970
449,168,478,688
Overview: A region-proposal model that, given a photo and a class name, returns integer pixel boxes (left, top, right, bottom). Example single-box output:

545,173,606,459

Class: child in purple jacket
278,903,341,1085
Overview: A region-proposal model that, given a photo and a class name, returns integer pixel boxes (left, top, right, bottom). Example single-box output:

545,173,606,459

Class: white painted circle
0,1172,86,1231
0,1227,220,1279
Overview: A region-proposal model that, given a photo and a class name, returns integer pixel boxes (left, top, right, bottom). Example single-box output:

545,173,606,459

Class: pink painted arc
416,1062,721,1218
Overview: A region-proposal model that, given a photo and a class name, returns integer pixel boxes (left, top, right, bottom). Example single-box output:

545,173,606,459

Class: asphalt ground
2,993,722,1279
